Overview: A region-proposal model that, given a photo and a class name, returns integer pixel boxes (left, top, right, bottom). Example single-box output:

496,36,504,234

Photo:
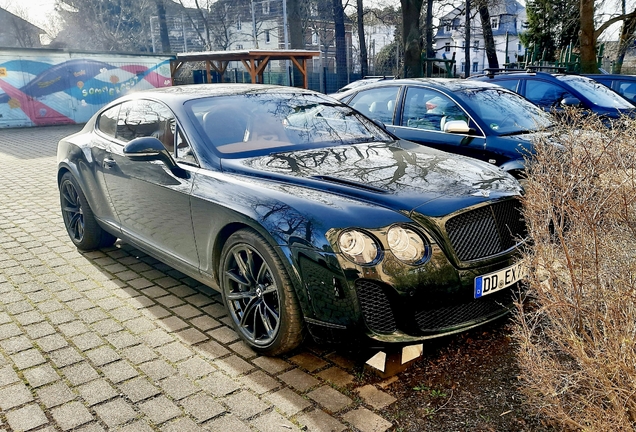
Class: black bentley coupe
57,84,526,355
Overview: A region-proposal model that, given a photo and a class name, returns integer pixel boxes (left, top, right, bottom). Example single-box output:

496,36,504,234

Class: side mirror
123,137,188,179
561,97,581,107
371,118,388,131
443,119,471,134
123,136,166,161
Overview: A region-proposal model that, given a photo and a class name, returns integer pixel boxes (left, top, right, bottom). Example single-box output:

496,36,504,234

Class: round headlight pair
338,226,430,266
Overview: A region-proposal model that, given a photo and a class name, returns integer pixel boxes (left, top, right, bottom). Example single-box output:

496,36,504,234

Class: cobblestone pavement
0,125,397,432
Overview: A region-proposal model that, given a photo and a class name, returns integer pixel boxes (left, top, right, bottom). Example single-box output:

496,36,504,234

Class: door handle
103,158,117,169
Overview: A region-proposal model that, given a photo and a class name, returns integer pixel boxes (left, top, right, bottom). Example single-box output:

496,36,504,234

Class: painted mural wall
0,49,173,128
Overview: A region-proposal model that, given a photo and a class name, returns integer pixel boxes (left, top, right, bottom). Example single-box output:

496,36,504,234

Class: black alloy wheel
59,172,116,251
220,229,304,355
60,176,85,244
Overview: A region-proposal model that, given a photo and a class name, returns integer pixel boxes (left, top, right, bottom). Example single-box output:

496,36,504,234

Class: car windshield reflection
558,75,635,109
186,93,393,157
454,88,553,135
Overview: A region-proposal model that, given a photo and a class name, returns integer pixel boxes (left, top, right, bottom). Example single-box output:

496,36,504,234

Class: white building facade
434,0,527,76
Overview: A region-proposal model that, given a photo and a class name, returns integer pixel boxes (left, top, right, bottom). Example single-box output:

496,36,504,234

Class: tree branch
595,9,636,39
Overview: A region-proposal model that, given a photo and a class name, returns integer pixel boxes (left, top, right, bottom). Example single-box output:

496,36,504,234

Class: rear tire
59,172,117,251
220,228,305,356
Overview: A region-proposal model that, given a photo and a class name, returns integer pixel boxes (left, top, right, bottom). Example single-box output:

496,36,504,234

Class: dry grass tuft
514,110,636,431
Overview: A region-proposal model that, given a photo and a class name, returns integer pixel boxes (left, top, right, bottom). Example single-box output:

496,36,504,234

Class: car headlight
338,229,381,265
387,225,430,265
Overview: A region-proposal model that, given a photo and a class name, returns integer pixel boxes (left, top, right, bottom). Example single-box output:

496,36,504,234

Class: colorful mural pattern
0,52,172,128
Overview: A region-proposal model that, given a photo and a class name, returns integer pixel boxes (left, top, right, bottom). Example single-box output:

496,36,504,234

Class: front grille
355,280,397,333
445,199,526,261
415,288,514,332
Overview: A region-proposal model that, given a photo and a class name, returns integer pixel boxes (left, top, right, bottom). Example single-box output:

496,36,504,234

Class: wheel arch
211,220,314,320
57,161,96,209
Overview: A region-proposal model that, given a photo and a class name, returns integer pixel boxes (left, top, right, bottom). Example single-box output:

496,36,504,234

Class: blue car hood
221,141,522,216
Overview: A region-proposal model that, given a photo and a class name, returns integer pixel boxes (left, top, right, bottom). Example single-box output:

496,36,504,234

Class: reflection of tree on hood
249,143,519,194
252,199,316,244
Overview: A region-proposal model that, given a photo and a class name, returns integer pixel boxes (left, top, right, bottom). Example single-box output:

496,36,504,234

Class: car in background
333,75,397,93
57,84,526,355
585,73,636,104
470,71,636,119
333,78,554,179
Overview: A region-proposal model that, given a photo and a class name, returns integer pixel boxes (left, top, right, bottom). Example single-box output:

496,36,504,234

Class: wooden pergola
170,49,320,89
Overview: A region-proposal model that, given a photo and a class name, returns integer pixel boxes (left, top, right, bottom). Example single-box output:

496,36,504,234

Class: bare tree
400,0,424,77
615,10,636,72
333,0,347,88
154,0,171,52
55,0,155,51
579,0,636,73
356,0,368,76
476,0,498,69
176,0,213,49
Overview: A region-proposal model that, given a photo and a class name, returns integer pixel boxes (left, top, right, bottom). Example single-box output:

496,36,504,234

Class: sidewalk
0,125,396,432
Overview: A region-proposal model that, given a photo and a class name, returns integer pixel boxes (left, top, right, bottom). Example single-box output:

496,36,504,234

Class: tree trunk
357,0,368,77
425,0,434,76
333,0,348,89
478,2,498,69
465,0,471,77
288,0,304,49
155,0,171,53
615,14,636,73
400,0,424,78
579,0,597,73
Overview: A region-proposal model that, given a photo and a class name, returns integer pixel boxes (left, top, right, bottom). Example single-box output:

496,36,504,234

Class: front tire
59,172,117,251
220,228,304,356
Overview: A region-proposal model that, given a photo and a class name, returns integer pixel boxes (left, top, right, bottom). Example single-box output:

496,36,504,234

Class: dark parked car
57,84,526,355
333,75,397,93
470,71,636,119
333,78,554,179
585,74,636,104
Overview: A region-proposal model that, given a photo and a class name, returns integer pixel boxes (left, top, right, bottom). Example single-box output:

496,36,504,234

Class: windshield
186,93,393,158
557,75,635,109
453,88,553,135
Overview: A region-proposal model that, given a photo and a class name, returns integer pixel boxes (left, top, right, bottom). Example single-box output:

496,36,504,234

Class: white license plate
474,262,525,299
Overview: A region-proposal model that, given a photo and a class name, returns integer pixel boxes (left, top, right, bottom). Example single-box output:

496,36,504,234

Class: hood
221,141,522,216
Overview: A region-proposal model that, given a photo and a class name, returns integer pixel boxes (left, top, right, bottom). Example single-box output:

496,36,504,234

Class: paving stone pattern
0,125,398,431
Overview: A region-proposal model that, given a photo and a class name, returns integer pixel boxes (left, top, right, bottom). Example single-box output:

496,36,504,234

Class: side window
617,81,636,103
348,87,399,125
525,81,573,108
97,105,120,138
495,79,520,93
115,100,175,152
175,128,197,164
401,87,466,132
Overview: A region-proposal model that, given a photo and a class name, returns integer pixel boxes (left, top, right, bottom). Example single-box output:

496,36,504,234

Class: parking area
0,125,396,432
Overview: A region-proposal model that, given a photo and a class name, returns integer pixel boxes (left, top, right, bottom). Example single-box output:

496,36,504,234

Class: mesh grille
414,289,514,332
446,199,526,261
355,280,397,333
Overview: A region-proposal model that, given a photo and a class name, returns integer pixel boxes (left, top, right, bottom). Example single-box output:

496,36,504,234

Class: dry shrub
514,110,636,431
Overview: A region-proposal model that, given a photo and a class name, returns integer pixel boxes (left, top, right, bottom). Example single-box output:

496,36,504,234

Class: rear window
97,105,120,137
